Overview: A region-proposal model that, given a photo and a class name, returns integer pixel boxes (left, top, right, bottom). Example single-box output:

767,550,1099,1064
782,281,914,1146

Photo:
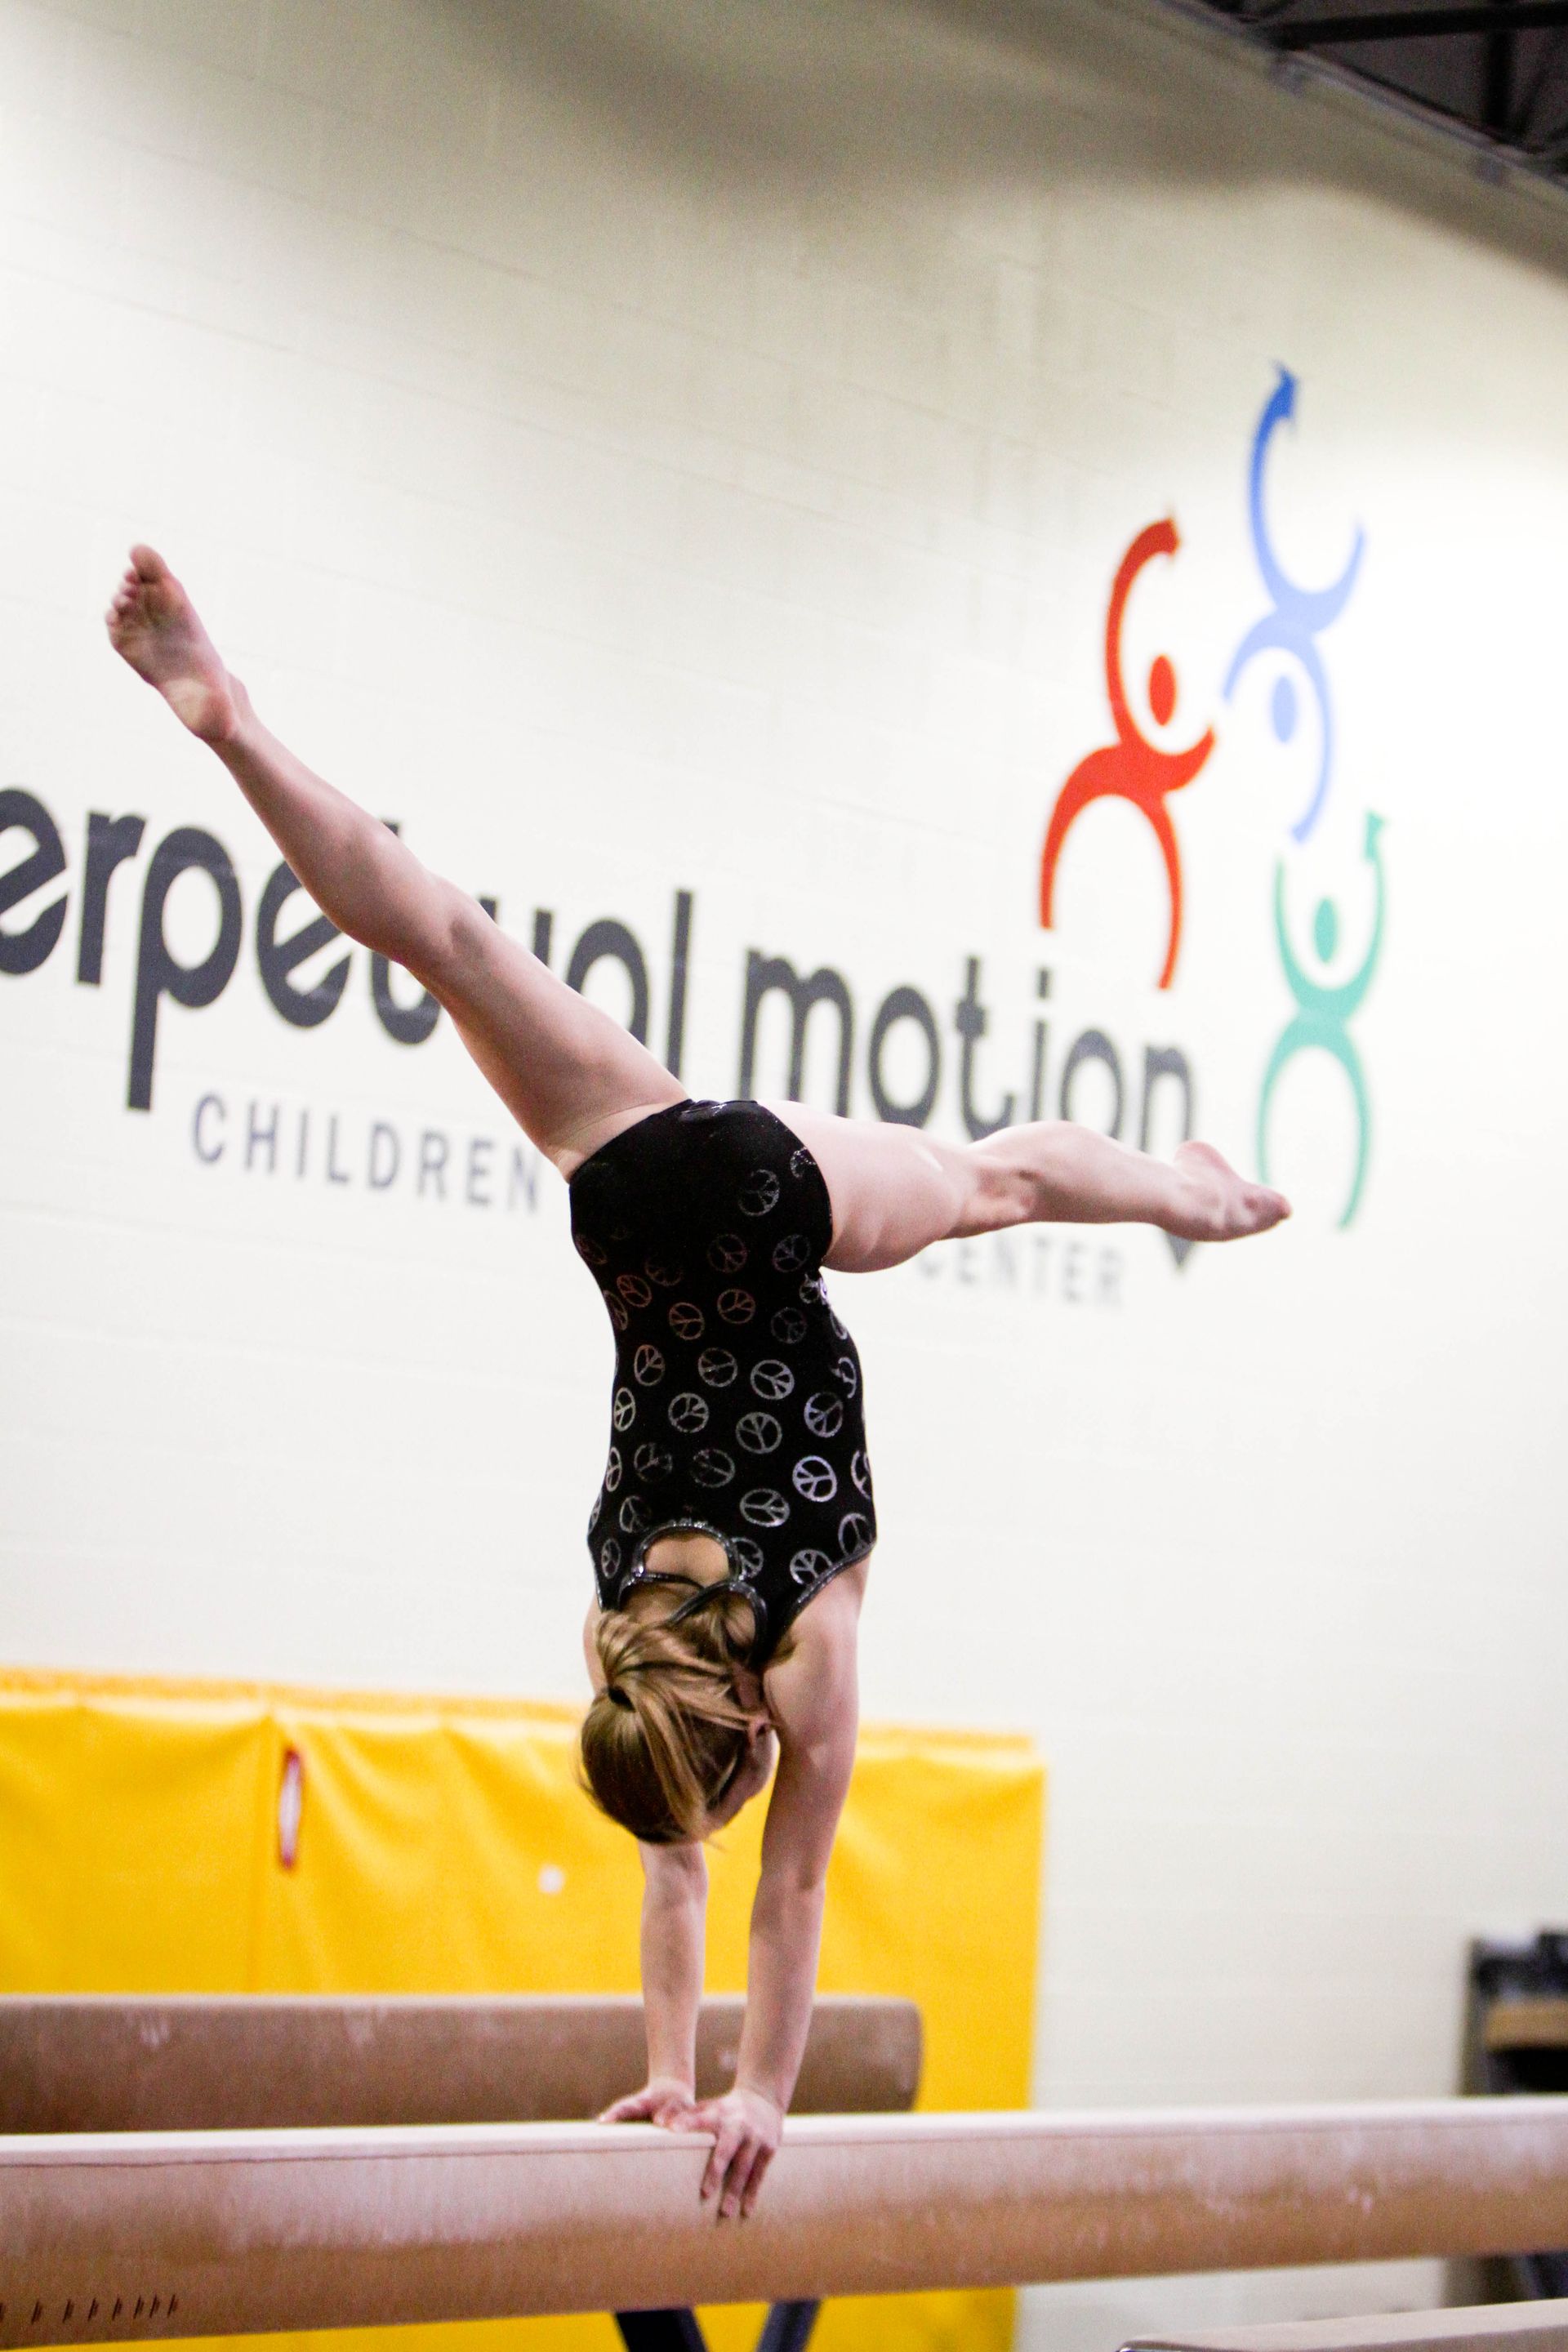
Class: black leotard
568,1099,876,1666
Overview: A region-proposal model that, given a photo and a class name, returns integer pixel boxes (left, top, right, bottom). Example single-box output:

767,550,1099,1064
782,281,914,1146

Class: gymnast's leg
105,547,685,1172
773,1102,1290,1275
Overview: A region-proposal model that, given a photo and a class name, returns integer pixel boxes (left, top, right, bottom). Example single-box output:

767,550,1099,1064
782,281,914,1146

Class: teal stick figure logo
1258,813,1386,1228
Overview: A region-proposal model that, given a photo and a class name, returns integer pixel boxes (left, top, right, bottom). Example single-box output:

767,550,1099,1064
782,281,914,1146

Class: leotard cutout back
568,1099,876,1665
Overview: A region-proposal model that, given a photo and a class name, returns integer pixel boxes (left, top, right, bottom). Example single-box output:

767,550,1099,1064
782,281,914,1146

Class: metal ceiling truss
1160,0,1568,193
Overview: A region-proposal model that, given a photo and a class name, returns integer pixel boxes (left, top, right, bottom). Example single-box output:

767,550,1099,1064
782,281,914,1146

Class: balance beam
1122,2302,1568,2351
6,2098,1568,2345
0,1997,920,2132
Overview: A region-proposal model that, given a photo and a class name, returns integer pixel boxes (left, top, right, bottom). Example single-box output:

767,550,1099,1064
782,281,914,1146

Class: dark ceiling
1171,0,1568,185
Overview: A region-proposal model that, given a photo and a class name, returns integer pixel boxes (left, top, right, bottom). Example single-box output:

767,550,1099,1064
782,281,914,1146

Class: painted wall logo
1039,370,1387,1228
1039,518,1214,994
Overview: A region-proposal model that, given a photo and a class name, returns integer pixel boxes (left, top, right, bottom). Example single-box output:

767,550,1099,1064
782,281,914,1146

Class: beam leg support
616,2314,707,2352
616,2302,819,2352
756,2302,821,2352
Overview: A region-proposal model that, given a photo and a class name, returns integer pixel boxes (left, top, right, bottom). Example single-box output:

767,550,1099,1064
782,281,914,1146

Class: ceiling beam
1272,0,1568,44
1483,0,1517,128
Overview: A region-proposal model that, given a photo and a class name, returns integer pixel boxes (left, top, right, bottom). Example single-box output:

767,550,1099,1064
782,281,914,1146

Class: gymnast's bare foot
1170,1140,1290,1241
105,546,239,744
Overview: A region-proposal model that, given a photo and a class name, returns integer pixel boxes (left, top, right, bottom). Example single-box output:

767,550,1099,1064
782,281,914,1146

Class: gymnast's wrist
733,2078,787,2117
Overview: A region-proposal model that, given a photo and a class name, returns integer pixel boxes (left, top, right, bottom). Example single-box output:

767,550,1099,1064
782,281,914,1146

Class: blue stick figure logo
1226,368,1365,844
1257,813,1386,1229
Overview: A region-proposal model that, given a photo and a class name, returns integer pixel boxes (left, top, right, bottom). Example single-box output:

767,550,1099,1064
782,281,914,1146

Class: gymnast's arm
673,1575,862,2216
626,1841,710,2115
585,1606,708,2127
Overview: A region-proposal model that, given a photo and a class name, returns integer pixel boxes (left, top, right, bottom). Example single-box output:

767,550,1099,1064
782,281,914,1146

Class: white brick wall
5,0,1568,2341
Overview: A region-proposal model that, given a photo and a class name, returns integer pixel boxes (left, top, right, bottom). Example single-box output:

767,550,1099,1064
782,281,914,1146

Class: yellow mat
0,1668,1045,2352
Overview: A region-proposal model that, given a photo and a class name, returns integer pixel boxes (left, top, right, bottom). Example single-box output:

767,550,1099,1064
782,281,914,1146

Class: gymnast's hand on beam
672,2082,784,2219
597,2074,697,2127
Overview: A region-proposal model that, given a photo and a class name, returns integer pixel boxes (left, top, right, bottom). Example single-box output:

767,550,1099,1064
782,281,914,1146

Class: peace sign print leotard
568,1099,876,1665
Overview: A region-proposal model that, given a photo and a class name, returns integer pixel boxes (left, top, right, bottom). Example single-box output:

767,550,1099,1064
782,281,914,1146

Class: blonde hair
580,1581,758,1844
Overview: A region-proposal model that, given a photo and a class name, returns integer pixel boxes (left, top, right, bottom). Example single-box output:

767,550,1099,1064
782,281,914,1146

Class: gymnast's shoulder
764,1558,868,1758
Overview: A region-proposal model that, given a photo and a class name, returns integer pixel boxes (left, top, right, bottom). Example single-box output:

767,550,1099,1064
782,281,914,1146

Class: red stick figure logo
1039,519,1214,991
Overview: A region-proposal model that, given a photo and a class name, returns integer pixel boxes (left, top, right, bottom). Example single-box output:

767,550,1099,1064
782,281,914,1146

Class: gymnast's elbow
642,1838,708,1902
755,1848,831,1912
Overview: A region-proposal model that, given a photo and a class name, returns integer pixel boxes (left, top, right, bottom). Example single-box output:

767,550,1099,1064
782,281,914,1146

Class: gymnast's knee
949,1141,1036,1236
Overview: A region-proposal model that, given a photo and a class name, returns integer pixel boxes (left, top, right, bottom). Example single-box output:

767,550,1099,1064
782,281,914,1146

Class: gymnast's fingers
738,2139,775,2217
598,2087,661,2123
718,2127,762,2217
702,2118,744,2203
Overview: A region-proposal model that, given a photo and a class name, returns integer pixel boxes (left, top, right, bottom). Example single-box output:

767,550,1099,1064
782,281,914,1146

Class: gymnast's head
580,1580,776,1844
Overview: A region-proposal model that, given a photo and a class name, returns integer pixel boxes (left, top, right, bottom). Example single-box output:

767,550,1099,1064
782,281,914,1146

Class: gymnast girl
107,546,1289,2221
